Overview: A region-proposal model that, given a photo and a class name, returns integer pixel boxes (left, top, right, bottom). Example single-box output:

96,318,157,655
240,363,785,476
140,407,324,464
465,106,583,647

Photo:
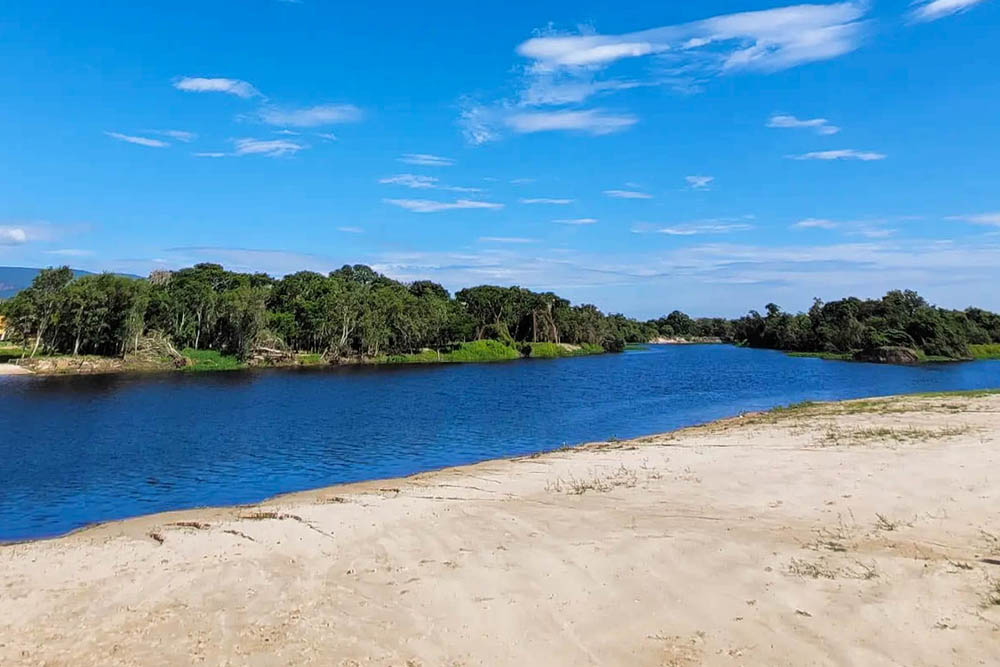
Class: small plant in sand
546,465,640,495
985,579,1000,607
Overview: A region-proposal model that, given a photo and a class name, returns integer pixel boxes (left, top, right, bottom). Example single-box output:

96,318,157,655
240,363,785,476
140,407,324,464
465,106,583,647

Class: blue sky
1,0,998,317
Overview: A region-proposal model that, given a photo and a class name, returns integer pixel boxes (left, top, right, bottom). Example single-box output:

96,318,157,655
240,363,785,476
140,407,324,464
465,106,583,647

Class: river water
1,345,997,540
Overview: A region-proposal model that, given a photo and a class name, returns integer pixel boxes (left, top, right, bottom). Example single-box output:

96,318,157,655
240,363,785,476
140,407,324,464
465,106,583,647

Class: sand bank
0,363,32,375
2,392,999,666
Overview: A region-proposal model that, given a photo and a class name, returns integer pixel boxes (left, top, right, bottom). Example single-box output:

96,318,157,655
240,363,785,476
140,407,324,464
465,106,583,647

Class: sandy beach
2,392,999,666
0,363,32,375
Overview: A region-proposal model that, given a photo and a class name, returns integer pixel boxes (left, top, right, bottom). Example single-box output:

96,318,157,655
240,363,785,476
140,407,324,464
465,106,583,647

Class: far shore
3,390,999,665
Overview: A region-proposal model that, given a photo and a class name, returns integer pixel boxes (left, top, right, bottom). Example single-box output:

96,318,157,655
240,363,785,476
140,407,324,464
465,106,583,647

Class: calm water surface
1,345,998,541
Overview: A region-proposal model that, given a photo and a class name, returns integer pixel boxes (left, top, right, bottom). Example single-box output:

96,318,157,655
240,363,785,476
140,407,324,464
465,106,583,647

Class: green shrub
181,348,244,372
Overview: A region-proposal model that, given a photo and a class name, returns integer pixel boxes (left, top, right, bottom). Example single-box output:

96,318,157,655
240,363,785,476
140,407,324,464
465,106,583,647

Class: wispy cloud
909,0,989,23
383,198,504,213
478,236,539,244
767,114,840,135
398,153,454,167
518,3,869,74
173,77,260,98
257,104,363,127
316,132,338,141
378,174,481,192
947,212,1000,226
520,197,574,205
337,226,364,234
232,138,307,157
792,218,839,229
505,109,638,135
194,152,227,158
789,149,886,161
152,130,197,142
105,131,169,148
45,248,94,257
604,189,652,199
685,175,714,190
554,218,598,225
461,3,871,145
634,222,753,235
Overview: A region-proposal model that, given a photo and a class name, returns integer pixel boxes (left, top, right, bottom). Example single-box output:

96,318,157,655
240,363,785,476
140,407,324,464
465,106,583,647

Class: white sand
0,363,32,375
2,393,999,666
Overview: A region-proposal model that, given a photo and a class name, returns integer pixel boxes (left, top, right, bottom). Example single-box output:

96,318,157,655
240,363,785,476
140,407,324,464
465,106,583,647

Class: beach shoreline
3,391,999,665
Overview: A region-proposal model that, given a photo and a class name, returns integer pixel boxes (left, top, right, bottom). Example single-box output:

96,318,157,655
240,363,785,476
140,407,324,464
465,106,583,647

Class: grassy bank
377,340,522,365
376,340,606,365
181,348,245,372
970,344,1000,360
525,342,604,358
787,350,965,363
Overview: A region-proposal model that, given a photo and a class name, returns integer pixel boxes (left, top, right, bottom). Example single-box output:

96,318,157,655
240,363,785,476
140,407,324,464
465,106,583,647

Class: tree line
0,264,655,361
3,267,997,363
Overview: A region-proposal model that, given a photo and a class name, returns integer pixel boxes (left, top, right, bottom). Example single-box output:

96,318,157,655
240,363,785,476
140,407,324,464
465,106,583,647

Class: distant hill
0,267,139,300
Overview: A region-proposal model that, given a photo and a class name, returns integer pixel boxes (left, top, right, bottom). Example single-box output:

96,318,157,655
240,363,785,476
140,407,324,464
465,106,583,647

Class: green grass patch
377,340,523,365
444,340,522,362
625,343,649,351
527,342,604,359
181,348,244,372
786,351,853,361
910,388,1000,399
296,353,324,366
970,344,1000,360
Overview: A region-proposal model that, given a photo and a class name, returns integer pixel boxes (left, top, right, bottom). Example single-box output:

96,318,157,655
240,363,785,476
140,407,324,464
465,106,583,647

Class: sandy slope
0,363,32,375
2,393,1000,666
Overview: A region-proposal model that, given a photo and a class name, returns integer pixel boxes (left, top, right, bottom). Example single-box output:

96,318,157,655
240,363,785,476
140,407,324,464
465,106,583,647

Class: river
1,344,997,540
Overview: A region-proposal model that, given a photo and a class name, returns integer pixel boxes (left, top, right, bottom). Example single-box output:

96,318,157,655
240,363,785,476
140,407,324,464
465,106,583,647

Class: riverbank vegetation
725,291,1000,362
0,264,652,369
2,266,998,371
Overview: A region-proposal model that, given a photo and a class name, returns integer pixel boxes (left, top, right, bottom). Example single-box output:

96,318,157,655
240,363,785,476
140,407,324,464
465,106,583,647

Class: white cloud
105,131,169,148
258,104,362,127
767,114,840,135
554,218,598,225
505,109,638,135
517,3,869,77
462,3,870,145
337,226,364,234
45,248,94,257
909,0,989,23
154,130,197,142
685,175,714,190
520,198,574,204
316,132,338,141
173,77,260,98
232,138,307,157
0,226,29,245
789,149,886,161
194,152,227,158
793,218,839,229
383,198,504,213
398,153,455,167
378,174,480,192
478,237,539,244
604,189,652,199
637,223,753,235
948,212,1000,226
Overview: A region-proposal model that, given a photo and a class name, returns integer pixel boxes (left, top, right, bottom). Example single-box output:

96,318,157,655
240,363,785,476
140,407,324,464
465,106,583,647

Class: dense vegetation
2,266,997,367
0,264,652,363
725,291,1000,361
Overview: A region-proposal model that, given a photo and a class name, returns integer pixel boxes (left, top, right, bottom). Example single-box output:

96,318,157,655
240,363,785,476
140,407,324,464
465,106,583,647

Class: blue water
1,345,997,541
